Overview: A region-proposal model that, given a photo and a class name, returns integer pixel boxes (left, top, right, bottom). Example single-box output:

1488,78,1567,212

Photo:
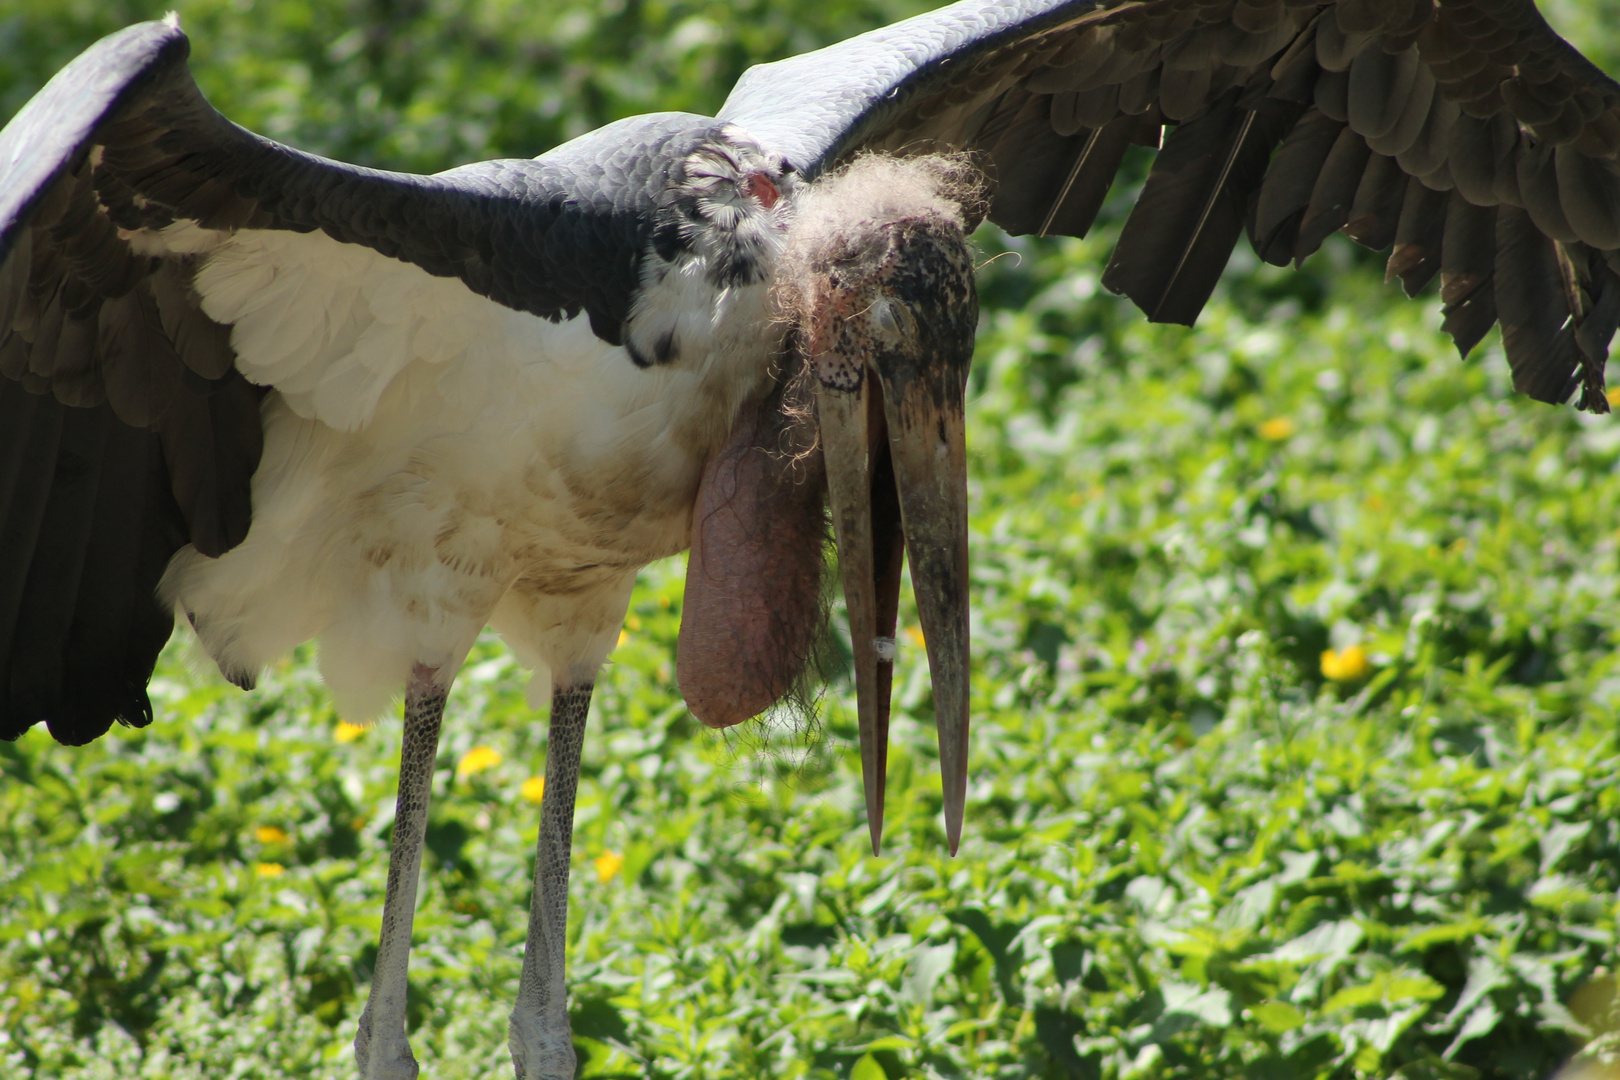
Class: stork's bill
681,156,983,856
798,162,983,858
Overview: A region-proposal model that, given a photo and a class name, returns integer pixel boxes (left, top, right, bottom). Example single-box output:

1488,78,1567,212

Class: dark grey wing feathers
0,25,204,741
0,379,186,745
86,66,702,336
1106,90,1307,325
730,0,1620,410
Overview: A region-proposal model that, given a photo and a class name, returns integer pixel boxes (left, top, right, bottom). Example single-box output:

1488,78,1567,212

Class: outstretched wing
0,19,706,744
721,0,1620,410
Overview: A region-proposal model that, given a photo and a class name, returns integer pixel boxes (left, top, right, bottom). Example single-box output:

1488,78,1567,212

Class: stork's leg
508,681,593,1080
355,664,448,1080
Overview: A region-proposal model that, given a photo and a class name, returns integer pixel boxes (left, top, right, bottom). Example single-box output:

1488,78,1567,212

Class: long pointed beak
818,358,970,855
818,373,904,855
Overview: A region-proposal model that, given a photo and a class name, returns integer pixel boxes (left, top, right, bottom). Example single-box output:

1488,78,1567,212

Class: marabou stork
3,1,1618,1076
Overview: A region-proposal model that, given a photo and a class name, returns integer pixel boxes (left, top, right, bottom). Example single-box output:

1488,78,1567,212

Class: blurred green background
4,1,1620,1077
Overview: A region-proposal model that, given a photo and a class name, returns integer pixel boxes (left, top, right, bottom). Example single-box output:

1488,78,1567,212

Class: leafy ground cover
4,2,1620,1078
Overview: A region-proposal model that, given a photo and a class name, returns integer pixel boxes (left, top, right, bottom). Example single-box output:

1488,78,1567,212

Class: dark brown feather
990,94,1099,235
1296,126,1372,263
1439,193,1497,357
1315,67,1349,123
1440,193,1496,308
0,231,30,336
1365,59,1435,158
1335,0,1393,36
1446,113,1498,206
1253,107,1345,266
1509,136,1574,241
0,382,65,740
1023,27,1114,94
1572,250,1620,411
1268,11,1322,85
1104,92,1304,324
157,373,262,558
1386,179,1447,296
1039,115,1143,238
1315,12,1373,72
49,313,104,408
6,403,109,732
1555,142,1620,250
1494,205,1582,403
96,287,184,428
1348,44,1420,142
1396,92,1460,178
59,417,176,737
1118,67,1161,116
1343,151,1406,249
1051,85,1119,134
1160,65,1216,123
1490,112,1525,207
1234,0,1285,35
0,381,183,744
1515,137,1579,242
149,259,236,380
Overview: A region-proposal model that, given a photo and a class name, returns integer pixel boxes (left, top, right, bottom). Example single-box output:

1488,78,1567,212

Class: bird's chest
315,274,785,598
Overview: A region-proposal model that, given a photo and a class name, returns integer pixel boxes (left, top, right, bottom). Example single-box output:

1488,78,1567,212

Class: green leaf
1398,919,1490,955
1251,1001,1306,1034
850,1053,887,1080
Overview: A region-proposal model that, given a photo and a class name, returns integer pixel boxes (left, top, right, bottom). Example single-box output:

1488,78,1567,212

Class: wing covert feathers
770,0,1620,410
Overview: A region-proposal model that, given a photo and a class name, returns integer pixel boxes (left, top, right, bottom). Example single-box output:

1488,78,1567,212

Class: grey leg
508,682,593,1080
355,664,448,1080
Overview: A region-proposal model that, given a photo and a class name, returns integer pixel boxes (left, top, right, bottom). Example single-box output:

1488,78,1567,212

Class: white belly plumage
139,227,778,718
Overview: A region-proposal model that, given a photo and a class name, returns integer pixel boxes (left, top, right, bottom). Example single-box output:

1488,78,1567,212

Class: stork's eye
744,172,780,209
874,300,901,335
871,298,915,342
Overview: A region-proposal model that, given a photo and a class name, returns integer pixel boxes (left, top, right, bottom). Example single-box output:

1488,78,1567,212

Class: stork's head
678,154,986,856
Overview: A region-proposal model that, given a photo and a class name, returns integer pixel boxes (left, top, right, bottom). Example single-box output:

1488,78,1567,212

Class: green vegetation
3,2,1620,1078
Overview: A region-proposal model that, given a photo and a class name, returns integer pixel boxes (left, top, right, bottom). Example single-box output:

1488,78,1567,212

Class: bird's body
152,154,784,717
6,1,1620,1076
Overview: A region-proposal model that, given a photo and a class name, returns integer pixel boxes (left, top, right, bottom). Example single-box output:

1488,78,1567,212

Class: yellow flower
457,745,503,778
520,776,546,804
625,614,642,631
255,825,290,845
333,720,368,744
594,851,624,883
905,625,927,649
616,629,630,648
1258,417,1297,441
254,862,285,878
1320,644,1372,682
1608,386,1620,407
1067,491,1085,509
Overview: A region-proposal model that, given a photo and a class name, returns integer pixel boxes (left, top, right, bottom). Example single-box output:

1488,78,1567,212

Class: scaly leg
508,682,593,1079
355,664,448,1080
